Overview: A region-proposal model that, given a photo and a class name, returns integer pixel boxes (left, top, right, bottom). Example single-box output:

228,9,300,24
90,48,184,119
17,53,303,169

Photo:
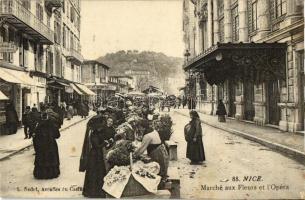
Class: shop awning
0,90,9,100
183,42,287,85
75,83,96,96
70,83,84,95
0,68,36,86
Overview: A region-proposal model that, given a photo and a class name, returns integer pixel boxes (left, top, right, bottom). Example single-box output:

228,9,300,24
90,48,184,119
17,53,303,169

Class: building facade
81,60,115,102
183,0,304,132
109,75,133,94
0,0,89,134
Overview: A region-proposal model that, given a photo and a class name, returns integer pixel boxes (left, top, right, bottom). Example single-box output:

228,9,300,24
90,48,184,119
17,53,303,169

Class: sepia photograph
0,0,304,199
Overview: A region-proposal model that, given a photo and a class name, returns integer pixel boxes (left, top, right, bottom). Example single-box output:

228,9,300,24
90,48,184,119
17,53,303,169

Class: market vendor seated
133,120,169,182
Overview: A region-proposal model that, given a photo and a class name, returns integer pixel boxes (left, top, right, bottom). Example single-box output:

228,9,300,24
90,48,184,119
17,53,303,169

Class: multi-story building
109,75,133,94
81,60,115,102
183,0,304,132
125,69,155,92
0,0,91,134
0,0,56,132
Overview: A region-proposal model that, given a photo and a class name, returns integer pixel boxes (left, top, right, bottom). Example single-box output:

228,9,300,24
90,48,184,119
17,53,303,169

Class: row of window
62,24,80,51
217,0,287,42
62,0,81,31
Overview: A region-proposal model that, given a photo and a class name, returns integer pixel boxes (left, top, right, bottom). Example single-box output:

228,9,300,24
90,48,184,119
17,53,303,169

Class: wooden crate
165,140,178,161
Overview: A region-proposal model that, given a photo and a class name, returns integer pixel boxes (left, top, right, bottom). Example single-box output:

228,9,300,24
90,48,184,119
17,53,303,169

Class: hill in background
97,50,184,94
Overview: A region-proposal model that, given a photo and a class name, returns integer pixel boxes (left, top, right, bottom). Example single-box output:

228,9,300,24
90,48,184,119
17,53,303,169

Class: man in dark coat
22,106,31,139
5,102,18,135
53,103,64,127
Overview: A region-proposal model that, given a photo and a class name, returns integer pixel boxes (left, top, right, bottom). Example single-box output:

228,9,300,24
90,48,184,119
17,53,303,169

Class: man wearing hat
22,106,31,139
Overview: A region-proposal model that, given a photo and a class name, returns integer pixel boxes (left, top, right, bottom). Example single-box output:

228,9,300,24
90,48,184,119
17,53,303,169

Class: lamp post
184,49,191,62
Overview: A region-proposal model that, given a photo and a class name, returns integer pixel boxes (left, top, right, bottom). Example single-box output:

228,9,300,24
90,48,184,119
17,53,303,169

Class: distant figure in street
22,106,31,139
33,111,61,179
185,110,205,165
182,96,187,109
79,101,89,119
216,99,227,122
67,104,74,120
53,103,64,128
5,102,18,135
188,96,196,110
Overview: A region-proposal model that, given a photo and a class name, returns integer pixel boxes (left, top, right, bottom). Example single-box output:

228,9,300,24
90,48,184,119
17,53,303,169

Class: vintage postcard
0,0,304,199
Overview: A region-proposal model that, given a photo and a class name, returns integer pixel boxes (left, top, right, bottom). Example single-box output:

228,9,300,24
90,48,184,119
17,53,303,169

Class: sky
80,0,184,59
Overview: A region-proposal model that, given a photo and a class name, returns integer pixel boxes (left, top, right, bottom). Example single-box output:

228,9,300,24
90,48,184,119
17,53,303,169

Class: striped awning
70,83,84,95
0,68,36,86
75,83,96,96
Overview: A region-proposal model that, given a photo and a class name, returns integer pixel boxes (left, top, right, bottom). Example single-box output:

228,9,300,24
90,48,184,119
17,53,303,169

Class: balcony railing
67,48,84,64
0,0,54,44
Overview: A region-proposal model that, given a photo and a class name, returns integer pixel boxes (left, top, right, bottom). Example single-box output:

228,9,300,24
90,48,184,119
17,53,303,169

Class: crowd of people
3,92,229,197
79,99,170,198
2,100,89,179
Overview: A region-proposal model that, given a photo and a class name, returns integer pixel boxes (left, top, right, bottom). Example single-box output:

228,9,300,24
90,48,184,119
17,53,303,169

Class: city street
0,111,304,199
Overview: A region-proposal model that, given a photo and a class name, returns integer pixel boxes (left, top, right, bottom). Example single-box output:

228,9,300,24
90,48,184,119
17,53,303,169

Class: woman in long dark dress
33,112,61,179
186,110,205,164
5,102,18,135
81,116,115,198
216,99,227,122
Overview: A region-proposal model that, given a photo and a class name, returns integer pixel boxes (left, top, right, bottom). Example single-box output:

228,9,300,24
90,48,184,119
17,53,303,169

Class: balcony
0,0,54,44
66,48,84,65
45,0,62,11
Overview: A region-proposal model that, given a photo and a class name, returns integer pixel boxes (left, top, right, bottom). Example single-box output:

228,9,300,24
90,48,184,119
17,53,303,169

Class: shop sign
0,42,18,53
65,86,73,93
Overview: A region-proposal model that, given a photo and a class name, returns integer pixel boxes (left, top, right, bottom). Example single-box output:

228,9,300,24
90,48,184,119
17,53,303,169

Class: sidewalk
175,109,305,165
0,112,94,161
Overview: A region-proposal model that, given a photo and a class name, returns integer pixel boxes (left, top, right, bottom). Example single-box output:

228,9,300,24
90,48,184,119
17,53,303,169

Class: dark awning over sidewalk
183,42,287,85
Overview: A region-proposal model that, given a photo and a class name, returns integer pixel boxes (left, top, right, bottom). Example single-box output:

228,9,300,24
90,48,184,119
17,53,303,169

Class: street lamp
184,49,191,62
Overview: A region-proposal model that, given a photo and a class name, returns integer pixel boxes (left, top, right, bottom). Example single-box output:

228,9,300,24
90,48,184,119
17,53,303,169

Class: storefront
46,77,73,105
74,83,96,102
184,43,287,126
0,67,36,134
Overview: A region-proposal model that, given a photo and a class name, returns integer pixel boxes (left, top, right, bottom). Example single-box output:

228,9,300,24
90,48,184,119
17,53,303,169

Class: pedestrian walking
216,99,227,122
185,110,205,165
67,104,74,120
33,111,61,179
5,102,18,135
22,106,31,139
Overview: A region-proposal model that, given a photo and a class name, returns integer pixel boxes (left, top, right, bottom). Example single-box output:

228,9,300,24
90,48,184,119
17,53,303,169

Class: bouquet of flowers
157,114,173,142
106,140,135,166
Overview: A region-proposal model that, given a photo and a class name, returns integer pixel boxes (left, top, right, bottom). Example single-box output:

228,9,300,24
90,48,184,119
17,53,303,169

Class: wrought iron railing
0,0,54,43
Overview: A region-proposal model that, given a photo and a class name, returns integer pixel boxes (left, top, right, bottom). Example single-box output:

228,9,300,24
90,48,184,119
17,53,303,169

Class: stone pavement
0,112,94,161
175,109,305,165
